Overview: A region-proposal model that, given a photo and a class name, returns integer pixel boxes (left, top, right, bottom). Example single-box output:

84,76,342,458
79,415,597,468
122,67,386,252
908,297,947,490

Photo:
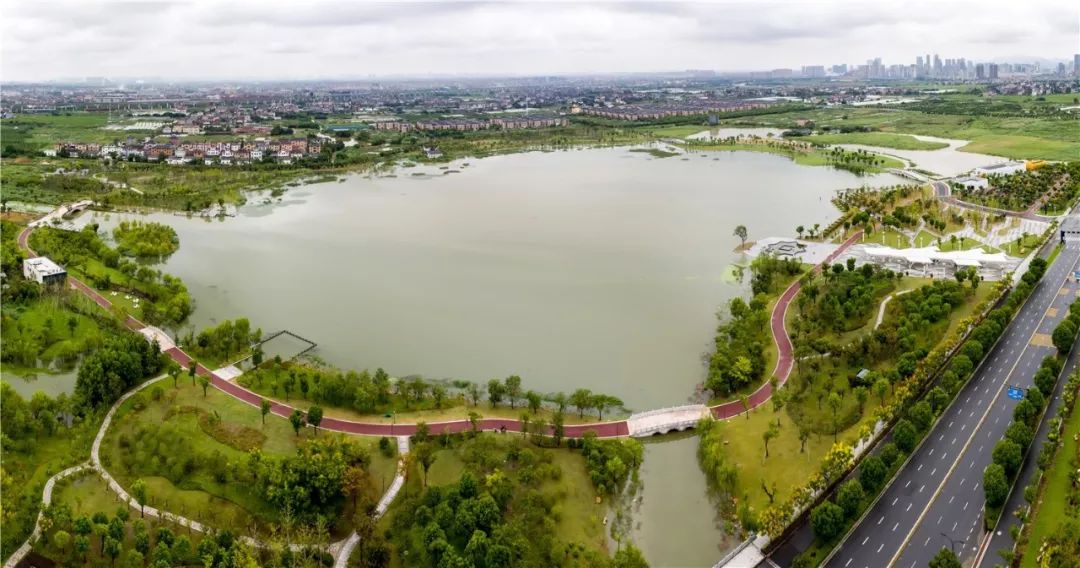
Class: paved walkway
16,215,864,441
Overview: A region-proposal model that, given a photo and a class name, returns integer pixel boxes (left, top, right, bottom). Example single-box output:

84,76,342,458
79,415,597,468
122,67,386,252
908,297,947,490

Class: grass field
718,107,1080,161
792,132,948,150
1020,402,1080,568
100,377,396,539
402,433,608,555
1002,233,1044,257
862,228,911,248
937,236,989,252
687,142,904,173
913,229,940,248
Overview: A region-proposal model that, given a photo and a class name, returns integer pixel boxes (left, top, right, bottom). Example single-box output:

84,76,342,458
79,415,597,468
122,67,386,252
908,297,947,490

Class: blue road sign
1007,386,1025,401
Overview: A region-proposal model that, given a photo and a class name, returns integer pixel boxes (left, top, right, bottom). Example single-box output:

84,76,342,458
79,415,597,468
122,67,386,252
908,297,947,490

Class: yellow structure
1026,160,1048,171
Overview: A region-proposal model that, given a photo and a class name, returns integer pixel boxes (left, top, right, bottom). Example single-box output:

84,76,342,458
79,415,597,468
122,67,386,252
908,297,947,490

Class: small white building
953,176,989,191
974,161,1027,177
23,257,67,286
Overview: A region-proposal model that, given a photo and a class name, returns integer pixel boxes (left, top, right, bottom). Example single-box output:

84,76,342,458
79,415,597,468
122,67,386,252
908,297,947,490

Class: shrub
879,442,900,468
837,479,866,518
983,463,1008,508
893,419,918,453
810,501,846,540
992,439,1023,478
859,455,887,492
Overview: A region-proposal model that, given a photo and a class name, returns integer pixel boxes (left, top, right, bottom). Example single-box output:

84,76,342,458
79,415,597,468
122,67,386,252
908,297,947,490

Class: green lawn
100,377,394,539
938,236,988,252
862,228,911,248
913,229,940,248
793,132,948,150
717,107,1080,161
1020,402,1080,568
1002,233,1044,257
401,434,608,554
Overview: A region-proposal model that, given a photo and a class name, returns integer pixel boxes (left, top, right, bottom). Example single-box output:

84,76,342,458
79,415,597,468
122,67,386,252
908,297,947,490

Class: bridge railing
631,418,701,437
627,404,707,421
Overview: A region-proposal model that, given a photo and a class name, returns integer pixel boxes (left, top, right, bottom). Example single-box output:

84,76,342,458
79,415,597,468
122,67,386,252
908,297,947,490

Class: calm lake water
76,146,905,564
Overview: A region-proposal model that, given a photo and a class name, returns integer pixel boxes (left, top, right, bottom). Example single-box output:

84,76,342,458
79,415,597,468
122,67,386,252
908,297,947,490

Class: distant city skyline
3,0,1078,82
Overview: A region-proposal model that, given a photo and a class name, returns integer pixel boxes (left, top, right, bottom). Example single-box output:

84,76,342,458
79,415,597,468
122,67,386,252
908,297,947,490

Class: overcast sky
3,0,1078,82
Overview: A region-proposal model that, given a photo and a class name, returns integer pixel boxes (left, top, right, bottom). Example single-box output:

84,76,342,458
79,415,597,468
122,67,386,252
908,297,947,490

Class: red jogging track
20,225,862,438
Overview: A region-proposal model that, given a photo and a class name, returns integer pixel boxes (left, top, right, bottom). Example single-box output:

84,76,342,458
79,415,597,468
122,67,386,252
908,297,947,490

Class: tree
734,225,749,248
168,363,180,389
260,398,271,426
1052,319,1077,353
992,438,1022,478
827,392,843,440
837,478,865,518
570,388,593,418
74,535,91,562
873,377,890,407
741,394,751,420
104,536,122,566
552,410,565,446
796,225,805,239
468,383,482,407
763,421,780,458
467,411,481,436
859,455,887,491
432,385,447,409
188,362,196,386
487,379,505,408
53,530,71,557
198,375,210,397
893,418,917,452
929,547,962,568
289,409,304,436
342,465,372,509
504,375,522,409
798,425,810,453
132,479,148,517
594,394,622,421
414,443,437,488
810,501,845,540
307,405,323,435
613,543,649,568
983,463,1008,508
525,390,542,414
853,386,868,414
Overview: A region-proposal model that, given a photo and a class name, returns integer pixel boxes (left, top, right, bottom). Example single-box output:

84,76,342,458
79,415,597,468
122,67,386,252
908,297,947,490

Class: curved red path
19,223,861,438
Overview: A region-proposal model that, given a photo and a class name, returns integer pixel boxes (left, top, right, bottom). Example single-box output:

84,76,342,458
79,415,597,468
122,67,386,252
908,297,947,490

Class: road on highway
826,239,1080,568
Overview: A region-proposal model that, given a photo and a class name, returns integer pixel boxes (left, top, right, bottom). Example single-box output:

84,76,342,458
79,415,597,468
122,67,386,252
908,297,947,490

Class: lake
79,146,905,564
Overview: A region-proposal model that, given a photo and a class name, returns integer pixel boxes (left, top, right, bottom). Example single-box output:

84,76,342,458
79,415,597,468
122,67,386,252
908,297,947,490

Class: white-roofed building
23,257,67,286
843,245,1019,281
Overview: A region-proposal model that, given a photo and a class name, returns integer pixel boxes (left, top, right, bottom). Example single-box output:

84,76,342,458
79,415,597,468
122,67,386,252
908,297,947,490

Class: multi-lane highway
826,236,1080,568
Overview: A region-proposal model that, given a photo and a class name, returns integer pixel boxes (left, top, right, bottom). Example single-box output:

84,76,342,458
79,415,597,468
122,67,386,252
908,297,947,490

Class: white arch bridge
626,404,710,437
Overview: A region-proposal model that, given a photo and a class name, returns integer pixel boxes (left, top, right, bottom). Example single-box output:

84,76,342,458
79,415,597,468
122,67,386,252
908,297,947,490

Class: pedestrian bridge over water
626,404,709,437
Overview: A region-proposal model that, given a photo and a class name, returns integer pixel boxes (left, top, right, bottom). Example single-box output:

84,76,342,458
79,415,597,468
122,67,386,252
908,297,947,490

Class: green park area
683,137,904,174
791,131,947,150
28,225,192,326
99,374,398,541
701,256,994,527
374,429,647,568
716,104,1080,161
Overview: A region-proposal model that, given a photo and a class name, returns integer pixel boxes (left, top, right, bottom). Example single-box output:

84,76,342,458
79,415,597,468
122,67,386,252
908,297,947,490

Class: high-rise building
988,63,999,79
975,63,985,79
933,54,942,76
831,63,848,75
1074,54,1080,77
801,65,826,78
